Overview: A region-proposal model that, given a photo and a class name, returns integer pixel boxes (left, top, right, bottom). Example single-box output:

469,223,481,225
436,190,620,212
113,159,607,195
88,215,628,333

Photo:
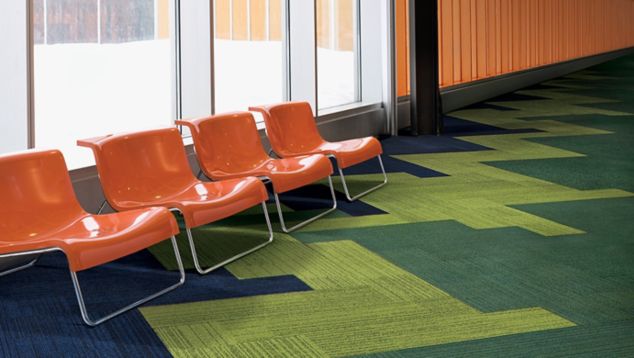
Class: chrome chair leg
97,200,108,214
0,257,39,277
70,235,186,327
337,155,388,202
184,202,274,275
273,176,337,233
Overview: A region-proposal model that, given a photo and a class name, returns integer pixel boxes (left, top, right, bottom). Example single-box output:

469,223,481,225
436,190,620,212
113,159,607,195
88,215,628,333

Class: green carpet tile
144,54,634,356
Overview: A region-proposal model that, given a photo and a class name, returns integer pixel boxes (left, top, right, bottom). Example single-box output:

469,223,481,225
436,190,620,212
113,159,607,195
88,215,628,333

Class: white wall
0,1,30,154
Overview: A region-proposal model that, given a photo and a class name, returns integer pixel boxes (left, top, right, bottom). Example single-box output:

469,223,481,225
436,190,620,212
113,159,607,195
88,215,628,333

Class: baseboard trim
441,46,634,113
397,46,634,128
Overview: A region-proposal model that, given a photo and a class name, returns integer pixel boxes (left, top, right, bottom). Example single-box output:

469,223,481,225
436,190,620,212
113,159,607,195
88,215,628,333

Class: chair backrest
177,112,269,177
77,128,195,210
0,150,85,241
251,102,325,157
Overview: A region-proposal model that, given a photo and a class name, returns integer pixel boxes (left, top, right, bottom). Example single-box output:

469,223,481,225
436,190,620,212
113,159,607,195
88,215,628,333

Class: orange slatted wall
398,0,634,96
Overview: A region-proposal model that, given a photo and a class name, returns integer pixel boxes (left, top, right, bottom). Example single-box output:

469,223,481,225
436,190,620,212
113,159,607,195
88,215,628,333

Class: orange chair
0,149,185,326
177,112,337,233
77,128,273,275
250,101,388,201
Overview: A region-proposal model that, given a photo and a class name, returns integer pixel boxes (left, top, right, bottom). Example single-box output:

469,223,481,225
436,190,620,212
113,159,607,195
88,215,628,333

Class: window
212,0,285,114
316,0,359,110
33,0,175,169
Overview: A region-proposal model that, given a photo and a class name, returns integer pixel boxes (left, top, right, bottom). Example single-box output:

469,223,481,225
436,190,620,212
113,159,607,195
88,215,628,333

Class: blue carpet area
333,154,446,177
374,135,491,155
0,250,310,357
462,102,517,111
276,183,387,216
442,116,542,136
486,92,548,102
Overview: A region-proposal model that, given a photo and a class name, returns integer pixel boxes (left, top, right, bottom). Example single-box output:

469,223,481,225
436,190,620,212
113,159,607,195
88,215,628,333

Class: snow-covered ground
213,40,284,114
34,40,173,169
317,47,357,108
34,39,355,169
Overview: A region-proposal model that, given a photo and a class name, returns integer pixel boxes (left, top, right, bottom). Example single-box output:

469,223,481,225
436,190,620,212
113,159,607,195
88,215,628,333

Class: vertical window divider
27,0,35,148
286,0,318,112
354,0,362,103
173,0,183,124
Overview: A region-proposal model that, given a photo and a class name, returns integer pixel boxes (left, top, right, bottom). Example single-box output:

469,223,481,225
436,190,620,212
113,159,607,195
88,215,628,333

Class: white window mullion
0,0,30,153
287,0,317,113
97,0,101,43
179,0,213,117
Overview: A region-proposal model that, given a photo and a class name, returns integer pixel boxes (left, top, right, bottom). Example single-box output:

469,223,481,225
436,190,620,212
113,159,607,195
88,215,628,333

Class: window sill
317,102,383,124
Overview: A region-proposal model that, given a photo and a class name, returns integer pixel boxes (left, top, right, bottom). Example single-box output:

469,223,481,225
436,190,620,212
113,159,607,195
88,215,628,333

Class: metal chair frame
0,257,39,278
0,236,185,326
265,175,337,233
331,154,388,202
170,202,274,275
97,193,275,275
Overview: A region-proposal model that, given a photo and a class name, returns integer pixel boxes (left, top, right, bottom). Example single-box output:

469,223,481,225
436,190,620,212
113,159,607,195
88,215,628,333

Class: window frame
21,0,397,166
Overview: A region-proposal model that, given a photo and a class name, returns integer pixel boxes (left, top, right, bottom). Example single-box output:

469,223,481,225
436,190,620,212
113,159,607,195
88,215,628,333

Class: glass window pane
213,0,285,114
317,0,359,110
33,0,174,169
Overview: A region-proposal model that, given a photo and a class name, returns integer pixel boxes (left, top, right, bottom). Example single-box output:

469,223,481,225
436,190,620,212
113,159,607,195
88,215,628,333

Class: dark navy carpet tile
0,250,311,356
334,155,446,178
487,92,549,102
523,83,561,91
443,116,542,137
378,135,493,155
463,102,517,111
276,184,387,216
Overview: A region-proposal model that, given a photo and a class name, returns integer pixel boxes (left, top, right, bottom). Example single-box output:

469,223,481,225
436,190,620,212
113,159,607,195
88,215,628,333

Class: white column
178,0,214,118
287,0,317,113
378,0,397,134
0,0,31,153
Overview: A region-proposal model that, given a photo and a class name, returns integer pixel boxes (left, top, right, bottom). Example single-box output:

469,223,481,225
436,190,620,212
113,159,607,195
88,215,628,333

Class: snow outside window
33,0,174,169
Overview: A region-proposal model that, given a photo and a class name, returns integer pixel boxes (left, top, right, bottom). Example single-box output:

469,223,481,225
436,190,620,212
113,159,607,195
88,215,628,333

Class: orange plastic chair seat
0,208,178,272
77,128,268,229
177,112,334,194
205,155,331,194
302,137,382,169
249,102,383,169
113,177,267,228
0,150,179,272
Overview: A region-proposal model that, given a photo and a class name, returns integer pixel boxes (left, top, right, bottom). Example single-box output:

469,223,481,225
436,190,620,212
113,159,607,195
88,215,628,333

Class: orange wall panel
317,0,331,48
249,0,267,41
399,0,634,91
336,0,354,51
269,0,282,41
215,0,231,40
396,0,410,97
439,0,453,86
475,0,487,79
157,0,169,39
231,0,248,41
